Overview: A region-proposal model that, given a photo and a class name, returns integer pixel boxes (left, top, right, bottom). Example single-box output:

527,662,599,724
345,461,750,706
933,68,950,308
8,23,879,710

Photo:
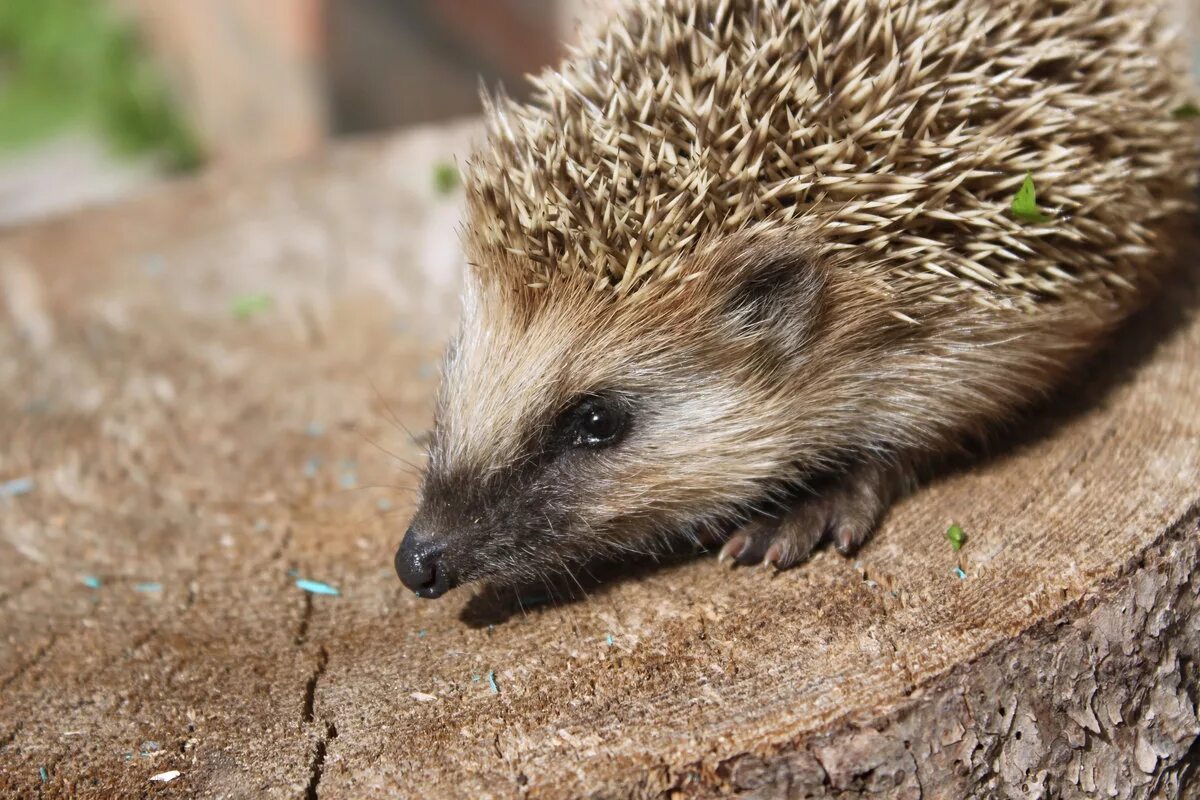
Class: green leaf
945,523,966,551
1010,173,1053,223
231,293,273,320
432,162,459,195
1172,102,1200,119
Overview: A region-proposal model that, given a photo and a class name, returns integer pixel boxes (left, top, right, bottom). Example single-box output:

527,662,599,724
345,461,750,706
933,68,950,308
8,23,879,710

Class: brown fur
398,0,1198,594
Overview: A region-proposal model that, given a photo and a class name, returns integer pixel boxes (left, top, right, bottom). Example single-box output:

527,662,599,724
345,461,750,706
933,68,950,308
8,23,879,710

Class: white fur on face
429,270,815,547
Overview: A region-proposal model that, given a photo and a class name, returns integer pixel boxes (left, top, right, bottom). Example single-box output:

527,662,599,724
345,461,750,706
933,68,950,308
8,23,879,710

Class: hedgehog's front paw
718,508,825,569
718,461,909,569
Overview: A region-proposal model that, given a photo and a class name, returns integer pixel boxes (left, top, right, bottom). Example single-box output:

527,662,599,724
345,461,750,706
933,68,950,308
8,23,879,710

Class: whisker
332,482,418,495
369,380,423,447
358,431,425,474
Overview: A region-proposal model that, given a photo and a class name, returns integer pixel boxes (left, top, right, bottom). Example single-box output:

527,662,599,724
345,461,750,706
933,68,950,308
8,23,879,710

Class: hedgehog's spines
464,0,1197,309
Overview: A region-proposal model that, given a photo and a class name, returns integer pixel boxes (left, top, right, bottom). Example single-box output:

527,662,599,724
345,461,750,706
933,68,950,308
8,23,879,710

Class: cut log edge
664,501,1200,799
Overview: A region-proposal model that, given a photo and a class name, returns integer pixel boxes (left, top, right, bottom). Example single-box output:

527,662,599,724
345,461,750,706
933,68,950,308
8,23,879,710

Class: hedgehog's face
395,237,838,597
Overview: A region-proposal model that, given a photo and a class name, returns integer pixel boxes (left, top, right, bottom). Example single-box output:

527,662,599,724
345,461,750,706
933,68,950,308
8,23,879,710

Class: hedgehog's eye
563,396,627,449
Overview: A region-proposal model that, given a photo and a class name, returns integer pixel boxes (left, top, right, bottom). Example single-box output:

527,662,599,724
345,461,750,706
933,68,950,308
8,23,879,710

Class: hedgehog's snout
395,525,459,599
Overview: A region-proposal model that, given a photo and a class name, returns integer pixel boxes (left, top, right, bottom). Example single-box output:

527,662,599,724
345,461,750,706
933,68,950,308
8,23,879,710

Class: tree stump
0,123,1197,799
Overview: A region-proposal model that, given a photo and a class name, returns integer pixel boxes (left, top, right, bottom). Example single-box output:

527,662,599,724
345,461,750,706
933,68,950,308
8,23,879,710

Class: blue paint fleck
605,634,614,646
952,566,967,580
295,578,340,596
303,457,323,478
39,767,47,783
0,477,35,497
339,470,358,490
306,422,325,438
417,629,426,638
376,498,393,512
82,575,102,589
286,567,299,577
471,674,481,682
486,670,499,694
135,582,162,593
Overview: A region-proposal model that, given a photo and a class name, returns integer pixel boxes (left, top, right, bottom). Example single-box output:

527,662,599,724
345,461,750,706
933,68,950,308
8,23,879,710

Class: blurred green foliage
432,161,459,195
0,0,200,169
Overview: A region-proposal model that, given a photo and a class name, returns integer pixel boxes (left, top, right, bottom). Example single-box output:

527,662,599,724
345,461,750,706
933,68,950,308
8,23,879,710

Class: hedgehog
394,0,1198,598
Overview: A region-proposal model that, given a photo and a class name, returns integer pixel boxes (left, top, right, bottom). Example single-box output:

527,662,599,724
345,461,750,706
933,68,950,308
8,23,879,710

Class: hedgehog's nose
395,527,456,598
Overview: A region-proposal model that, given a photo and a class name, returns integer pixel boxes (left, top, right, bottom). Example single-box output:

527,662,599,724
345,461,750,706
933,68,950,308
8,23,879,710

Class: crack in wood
26,577,204,720
304,720,339,800
0,568,115,700
0,633,58,694
295,592,314,647
301,644,337,800
303,646,329,724
112,580,201,666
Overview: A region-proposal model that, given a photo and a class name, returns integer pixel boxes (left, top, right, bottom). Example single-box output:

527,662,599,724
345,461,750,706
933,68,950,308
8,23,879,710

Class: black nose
395,528,456,598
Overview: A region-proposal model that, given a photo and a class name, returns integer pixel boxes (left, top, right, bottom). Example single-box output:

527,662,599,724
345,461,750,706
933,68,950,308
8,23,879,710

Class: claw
715,461,903,575
833,523,867,556
719,531,748,564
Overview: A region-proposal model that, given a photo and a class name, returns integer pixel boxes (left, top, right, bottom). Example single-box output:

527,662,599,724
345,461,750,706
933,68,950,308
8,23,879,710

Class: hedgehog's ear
720,237,827,347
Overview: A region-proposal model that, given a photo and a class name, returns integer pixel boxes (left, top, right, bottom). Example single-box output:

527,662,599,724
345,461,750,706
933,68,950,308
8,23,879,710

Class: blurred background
0,0,1196,228
0,0,610,226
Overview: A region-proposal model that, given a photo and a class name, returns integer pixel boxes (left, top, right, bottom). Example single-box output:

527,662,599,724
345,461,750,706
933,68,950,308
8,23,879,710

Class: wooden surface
0,121,1197,799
